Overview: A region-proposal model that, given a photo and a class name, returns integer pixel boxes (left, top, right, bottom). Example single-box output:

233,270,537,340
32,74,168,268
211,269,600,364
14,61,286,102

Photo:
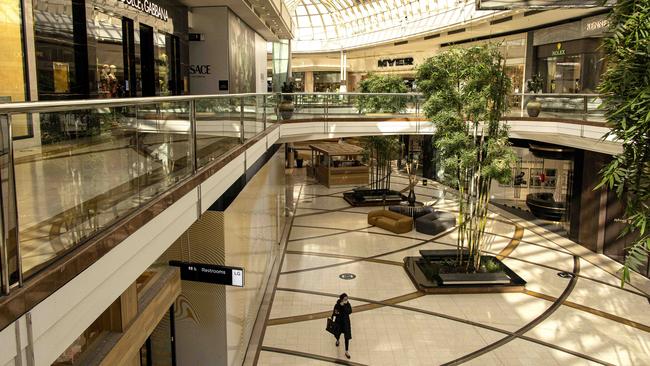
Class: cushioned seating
389,205,434,219
415,211,456,235
368,210,413,234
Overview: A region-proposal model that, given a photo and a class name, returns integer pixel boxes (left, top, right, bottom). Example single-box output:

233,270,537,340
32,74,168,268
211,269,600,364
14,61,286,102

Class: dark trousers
336,334,350,351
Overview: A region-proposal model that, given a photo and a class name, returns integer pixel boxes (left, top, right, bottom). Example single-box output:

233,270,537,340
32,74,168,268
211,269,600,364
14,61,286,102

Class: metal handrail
0,92,606,115
512,93,601,98
0,93,274,114
285,92,423,96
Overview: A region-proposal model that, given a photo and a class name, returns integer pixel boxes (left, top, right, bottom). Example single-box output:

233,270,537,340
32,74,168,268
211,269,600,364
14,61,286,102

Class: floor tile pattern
258,173,650,365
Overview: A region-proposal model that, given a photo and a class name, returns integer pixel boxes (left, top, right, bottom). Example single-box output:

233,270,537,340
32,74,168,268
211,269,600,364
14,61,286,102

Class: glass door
545,55,582,94
140,24,155,97
140,305,176,366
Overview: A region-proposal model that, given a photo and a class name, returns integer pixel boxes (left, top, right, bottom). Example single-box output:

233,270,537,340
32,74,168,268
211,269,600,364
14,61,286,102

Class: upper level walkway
0,92,619,342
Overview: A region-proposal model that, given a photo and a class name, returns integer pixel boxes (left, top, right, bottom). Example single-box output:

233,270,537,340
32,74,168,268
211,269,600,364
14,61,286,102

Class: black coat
332,302,352,340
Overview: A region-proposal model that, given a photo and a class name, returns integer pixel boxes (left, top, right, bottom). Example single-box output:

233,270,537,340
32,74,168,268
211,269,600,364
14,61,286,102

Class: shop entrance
140,305,177,366
140,24,156,97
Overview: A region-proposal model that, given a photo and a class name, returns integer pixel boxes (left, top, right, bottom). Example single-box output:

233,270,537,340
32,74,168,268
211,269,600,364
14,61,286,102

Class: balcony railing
0,92,608,299
505,93,605,122
0,93,277,296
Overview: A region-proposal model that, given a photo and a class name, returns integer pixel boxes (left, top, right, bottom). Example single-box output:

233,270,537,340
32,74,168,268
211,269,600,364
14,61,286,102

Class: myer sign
120,0,169,21
378,57,414,67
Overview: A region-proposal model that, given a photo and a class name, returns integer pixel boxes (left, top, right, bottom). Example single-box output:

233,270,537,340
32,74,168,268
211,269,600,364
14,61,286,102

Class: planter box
343,189,407,207
404,250,526,294
439,272,511,285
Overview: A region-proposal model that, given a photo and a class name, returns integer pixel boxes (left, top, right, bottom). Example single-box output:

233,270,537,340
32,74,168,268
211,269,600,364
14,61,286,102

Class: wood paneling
83,267,181,366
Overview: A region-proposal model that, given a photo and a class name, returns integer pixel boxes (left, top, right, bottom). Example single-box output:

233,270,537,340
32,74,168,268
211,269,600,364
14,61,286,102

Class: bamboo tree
596,0,650,286
417,45,515,271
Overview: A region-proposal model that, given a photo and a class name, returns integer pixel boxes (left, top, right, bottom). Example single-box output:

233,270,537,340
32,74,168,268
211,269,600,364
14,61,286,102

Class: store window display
0,0,30,138
92,8,125,98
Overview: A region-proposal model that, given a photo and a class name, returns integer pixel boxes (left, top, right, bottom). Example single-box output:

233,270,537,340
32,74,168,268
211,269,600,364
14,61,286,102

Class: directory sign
169,261,245,287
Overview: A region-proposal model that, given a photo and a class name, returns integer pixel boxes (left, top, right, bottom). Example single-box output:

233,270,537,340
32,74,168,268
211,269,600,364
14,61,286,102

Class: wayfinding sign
169,261,244,287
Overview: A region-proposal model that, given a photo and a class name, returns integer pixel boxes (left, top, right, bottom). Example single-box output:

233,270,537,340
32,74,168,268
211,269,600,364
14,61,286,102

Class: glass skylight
286,0,497,52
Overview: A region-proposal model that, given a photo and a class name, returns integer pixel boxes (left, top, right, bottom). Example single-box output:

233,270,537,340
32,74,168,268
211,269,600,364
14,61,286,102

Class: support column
304,71,314,92
421,135,433,179
339,50,347,92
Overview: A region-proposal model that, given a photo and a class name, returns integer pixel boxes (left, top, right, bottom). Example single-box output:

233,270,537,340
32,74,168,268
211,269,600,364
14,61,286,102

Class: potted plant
279,81,295,120
356,74,408,115
525,74,543,117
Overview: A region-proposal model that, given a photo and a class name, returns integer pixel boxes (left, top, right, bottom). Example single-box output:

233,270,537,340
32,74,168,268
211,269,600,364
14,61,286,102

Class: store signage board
378,57,414,67
551,43,566,56
169,261,244,287
119,0,169,21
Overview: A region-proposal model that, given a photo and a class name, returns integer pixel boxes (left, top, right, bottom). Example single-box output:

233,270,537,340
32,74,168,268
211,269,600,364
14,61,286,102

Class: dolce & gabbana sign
120,0,169,21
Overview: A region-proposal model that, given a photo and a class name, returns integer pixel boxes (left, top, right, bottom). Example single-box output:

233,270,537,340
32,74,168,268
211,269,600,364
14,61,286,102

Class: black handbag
326,317,339,335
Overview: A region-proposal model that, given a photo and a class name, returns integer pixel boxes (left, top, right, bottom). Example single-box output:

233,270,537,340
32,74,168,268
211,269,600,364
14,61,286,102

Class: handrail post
0,113,22,294
262,95,267,130
189,99,197,172
324,94,329,120
583,95,588,121
240,97,245,143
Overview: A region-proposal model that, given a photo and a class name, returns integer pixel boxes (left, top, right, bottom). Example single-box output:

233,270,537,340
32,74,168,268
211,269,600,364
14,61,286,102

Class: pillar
339,50,348,92
304,71,314,92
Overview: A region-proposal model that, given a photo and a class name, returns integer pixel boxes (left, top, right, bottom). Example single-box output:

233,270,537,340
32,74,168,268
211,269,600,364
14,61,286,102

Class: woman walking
332,293,353,359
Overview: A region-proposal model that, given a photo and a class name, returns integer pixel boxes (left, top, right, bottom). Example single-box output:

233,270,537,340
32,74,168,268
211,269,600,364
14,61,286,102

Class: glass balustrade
0,91,607,295
278,93,423,121
0,94,273,285
506,93,605,122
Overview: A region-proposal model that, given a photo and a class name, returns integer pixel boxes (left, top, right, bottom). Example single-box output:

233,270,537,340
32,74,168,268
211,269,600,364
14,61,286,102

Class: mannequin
99,64,111,98
108,65,119,98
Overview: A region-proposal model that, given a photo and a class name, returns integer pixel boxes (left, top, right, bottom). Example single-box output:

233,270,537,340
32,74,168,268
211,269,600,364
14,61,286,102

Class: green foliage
526,74,544,94
596,0,650,286
362,136,401,190
417,44,514,271
483,257,502,273
357,74,408,113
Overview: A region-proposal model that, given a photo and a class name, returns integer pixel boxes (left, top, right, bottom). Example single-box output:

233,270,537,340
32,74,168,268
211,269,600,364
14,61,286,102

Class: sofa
367,210,413,234
415,211,456,235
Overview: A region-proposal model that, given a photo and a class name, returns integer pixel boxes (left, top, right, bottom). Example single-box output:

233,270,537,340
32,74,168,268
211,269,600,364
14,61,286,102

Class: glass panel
194,97,241,168
15,102,192,276
0,115,19,289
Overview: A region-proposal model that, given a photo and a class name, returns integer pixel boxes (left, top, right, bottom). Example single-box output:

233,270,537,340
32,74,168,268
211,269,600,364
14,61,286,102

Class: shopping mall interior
0,0,648,365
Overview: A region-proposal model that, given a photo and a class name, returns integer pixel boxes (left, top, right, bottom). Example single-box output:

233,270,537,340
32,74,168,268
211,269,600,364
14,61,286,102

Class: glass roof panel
287,0,495,52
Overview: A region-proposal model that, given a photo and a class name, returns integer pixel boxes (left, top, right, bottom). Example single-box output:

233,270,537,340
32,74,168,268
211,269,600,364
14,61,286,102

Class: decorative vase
526,99,542,117
407,188,416,206
279,100,294,120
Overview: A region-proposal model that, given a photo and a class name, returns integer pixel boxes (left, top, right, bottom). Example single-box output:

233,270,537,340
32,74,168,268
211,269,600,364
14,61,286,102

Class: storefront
0,0,31,139
533,14,608,94
32,0,188,100
313,71,341,92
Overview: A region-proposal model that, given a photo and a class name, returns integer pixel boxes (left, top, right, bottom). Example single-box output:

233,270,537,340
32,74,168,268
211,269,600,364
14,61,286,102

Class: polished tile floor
258,172,650,366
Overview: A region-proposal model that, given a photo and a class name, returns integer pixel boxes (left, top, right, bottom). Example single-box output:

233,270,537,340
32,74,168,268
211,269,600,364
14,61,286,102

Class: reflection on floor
258,172,650,366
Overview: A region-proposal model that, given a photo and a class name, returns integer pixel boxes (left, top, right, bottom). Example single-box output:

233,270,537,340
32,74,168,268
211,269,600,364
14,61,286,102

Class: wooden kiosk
309,142,369,187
